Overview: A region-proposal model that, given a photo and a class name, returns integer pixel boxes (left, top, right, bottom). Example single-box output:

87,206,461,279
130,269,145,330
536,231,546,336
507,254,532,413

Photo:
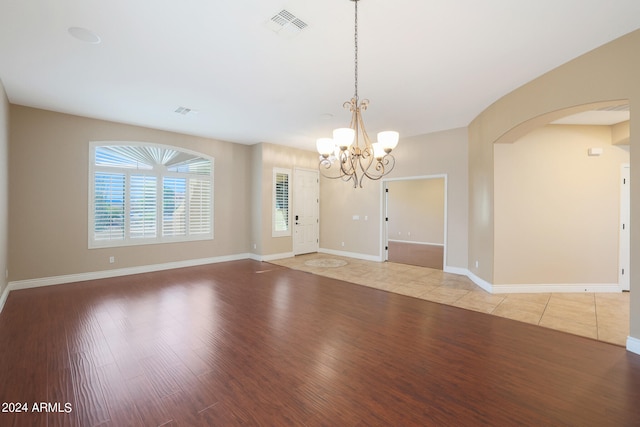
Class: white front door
293,168,319,255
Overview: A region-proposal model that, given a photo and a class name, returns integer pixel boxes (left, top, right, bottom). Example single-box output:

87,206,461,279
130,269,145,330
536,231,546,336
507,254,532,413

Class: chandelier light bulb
372,142,386,160
332,128,355,150
316,138,335,157
377,131,399,152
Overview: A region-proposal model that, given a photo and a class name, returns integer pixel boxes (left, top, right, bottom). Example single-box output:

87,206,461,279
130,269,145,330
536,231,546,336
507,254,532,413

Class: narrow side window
273,168,292,237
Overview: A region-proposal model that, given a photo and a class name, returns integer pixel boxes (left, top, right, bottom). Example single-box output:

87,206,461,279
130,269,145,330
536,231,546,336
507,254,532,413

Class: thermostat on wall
588,147,603,156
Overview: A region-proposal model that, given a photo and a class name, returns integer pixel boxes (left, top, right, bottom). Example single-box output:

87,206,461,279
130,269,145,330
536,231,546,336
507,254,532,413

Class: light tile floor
269,253,630,346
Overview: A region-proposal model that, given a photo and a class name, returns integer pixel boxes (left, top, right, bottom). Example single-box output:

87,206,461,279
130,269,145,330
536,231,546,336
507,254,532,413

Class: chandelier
317,0,399,188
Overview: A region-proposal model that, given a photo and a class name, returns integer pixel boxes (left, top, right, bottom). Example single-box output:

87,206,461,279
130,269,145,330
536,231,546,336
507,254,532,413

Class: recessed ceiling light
68,27,101,44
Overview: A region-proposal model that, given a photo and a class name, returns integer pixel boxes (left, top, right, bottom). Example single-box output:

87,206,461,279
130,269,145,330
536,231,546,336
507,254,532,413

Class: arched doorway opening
492,100,630,343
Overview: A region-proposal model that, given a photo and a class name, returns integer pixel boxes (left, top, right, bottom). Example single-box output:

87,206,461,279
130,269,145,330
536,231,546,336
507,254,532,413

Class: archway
493,101,629,290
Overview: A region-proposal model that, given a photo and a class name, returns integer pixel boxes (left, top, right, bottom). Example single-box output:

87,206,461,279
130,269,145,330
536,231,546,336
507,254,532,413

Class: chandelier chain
354,0,358,101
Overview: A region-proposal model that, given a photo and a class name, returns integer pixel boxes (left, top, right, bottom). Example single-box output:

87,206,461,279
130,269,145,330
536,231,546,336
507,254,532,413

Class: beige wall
387,178,445,245
258,143,318,257
320,177,382,257
494,125,629,284
0,80,8,300
250,144,263,255
320,127,468,268
468,29,640,338
9,106,252,281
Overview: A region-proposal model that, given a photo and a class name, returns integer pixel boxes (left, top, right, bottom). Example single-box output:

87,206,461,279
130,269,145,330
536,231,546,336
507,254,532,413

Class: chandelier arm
357,146,375,176
319,157,349,181
356,103,372,148
340,148,357,176
349,102,359,149
346,172,360,188
361,155,396,181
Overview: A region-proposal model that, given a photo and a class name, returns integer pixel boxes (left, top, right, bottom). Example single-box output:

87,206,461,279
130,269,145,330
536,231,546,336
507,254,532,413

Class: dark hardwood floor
1,259,640,426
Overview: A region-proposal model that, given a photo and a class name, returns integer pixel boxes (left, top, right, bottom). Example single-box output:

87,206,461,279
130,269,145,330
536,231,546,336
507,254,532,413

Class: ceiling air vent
174,106,198,116
267,9,308,37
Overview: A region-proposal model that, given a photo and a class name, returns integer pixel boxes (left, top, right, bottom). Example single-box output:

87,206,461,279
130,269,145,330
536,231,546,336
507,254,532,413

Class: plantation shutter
94,172,126,242
90,143,213,248
274,171,290,233
189,179,212,235
129,175,157,239
163,177,187,236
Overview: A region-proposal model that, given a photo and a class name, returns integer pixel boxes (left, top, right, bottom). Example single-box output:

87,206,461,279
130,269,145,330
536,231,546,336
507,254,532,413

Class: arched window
89,142,213,248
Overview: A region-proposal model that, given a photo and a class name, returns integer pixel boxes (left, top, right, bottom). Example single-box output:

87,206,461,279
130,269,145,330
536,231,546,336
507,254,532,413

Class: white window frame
89,141,214,248
272,168,292,237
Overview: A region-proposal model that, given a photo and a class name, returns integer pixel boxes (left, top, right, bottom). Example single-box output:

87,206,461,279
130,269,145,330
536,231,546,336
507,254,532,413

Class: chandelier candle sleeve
316,0,398,188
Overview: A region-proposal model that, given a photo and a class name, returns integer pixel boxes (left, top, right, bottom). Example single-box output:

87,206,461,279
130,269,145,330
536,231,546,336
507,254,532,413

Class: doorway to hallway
384,176,447,269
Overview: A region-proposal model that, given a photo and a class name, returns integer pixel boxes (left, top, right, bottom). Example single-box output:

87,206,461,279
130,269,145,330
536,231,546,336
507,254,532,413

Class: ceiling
1,1,638,152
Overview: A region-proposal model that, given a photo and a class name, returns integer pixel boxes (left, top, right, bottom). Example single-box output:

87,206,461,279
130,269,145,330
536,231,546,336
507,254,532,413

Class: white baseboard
465,270,493,293
247,253,262,261
627,336,640,355
491,283,622,294
388,239,444,247
440,268,622,295
318,248,383,262
7,253,251,293
443,265,469,276
260,252,294,262
0,283,9,314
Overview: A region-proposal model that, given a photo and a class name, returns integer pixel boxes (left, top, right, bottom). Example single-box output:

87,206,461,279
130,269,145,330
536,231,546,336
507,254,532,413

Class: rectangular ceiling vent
174,106,198,116
267,9,308,37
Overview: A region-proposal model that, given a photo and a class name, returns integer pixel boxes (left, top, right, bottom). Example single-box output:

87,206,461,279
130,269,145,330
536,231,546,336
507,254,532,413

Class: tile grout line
489,295,507,315
537,294,553,326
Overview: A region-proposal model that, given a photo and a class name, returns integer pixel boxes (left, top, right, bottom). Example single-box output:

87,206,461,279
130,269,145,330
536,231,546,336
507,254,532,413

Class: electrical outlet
341,242,345,247
109,256,115,264
475,260,479,268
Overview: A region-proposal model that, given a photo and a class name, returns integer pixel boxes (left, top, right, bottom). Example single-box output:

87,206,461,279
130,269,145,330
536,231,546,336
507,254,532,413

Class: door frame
619,164,630,291
293,167,319,255
381,174,448,268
